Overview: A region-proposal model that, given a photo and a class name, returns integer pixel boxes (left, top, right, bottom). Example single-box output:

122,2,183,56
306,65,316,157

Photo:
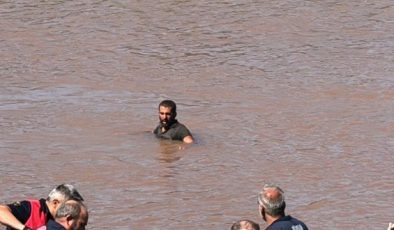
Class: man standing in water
153,100,194,143
257,184,308,230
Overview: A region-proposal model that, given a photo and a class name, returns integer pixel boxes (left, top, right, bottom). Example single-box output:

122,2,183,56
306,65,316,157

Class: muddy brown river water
1,1,394,229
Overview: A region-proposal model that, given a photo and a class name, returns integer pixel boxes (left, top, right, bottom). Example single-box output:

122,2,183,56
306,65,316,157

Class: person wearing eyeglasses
257,184,308,230
153,100,194,143
231,219,260,230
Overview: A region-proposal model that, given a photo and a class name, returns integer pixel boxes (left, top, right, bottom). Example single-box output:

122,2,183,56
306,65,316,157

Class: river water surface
1,1,393,229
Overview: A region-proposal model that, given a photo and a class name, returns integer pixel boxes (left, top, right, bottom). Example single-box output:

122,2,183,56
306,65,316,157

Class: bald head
231,220,260,230
258,184,286,217
265,188,281,200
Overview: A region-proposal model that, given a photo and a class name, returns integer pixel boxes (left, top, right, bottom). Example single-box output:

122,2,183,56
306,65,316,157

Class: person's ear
65,215,74,227
260,206,266,221
258,204,263,216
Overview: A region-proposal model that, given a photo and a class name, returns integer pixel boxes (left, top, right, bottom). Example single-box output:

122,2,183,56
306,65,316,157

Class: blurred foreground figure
231,219,260,230
257,184,308,230
46,200,88,230
0,184,84,230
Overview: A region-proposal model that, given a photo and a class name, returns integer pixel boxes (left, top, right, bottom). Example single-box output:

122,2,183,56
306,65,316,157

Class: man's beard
160,118,176,129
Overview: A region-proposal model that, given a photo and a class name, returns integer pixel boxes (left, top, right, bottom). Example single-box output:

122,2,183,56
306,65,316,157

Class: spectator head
55,200,88,230
258,184,286,218
231,219,260,230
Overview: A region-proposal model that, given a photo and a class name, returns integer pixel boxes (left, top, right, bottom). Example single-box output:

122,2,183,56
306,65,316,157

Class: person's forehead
240,222,253,229
159,106,172,111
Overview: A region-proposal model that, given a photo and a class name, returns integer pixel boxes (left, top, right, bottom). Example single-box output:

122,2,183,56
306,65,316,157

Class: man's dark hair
231,219,260,230
159,100,177,114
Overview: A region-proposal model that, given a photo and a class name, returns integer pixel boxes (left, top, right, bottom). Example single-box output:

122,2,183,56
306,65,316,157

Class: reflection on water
157,140,184,164
1,0,394,229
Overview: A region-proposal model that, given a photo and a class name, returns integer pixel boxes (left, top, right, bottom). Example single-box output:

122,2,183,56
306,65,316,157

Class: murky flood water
1,1,394,229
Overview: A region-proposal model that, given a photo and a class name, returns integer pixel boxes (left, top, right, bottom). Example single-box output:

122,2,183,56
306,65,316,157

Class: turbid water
1,1,393,229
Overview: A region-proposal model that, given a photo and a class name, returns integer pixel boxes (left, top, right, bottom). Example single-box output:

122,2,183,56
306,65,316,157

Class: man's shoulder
7,199,31,210
172,121,192,134
171,121,189,130
153,124,160,134
287,215,307,227
46,219,66,230
267,216,308,230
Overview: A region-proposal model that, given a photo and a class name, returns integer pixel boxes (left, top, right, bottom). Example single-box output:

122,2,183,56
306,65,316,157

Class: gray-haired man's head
55,200,88,230
47,184,84,202
258,184,286,217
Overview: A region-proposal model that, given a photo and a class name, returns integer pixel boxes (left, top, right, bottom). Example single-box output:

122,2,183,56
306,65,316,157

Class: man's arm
182,135,193,144
0,205,26,230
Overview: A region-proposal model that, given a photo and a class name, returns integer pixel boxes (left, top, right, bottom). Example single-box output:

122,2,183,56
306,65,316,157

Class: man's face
159,106,174,125
48,199,63,217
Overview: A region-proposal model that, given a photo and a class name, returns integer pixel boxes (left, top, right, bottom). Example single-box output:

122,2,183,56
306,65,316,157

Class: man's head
257,184,286,221
46,184,84,218
158,100,177,127
55,200,88,230
231,219,260,230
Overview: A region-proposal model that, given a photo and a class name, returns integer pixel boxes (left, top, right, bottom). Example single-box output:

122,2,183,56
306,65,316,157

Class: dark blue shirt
47,219,66,230
154,120,192,141
266,215,308,230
